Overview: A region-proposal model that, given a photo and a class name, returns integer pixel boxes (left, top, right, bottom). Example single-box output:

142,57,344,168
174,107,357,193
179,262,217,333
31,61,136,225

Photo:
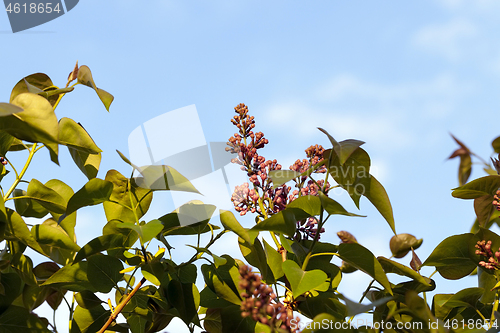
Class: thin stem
3,142,38,201
5,158,19,179
359,279,375,303
97,277,147,333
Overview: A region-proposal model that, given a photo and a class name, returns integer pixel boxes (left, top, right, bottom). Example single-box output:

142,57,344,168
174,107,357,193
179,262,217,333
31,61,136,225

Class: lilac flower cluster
475,240,500,270
239,265,299,332
227,104,330,242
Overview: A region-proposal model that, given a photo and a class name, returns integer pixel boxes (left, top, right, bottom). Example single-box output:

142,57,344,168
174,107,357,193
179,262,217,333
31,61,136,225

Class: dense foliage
1,65,500,333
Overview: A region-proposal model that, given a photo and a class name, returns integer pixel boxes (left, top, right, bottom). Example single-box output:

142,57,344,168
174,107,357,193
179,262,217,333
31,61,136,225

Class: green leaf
77,65,114,111
44,179,75,238
11,253,37,286
102,220,139,256
319,128,365,165
58,118,101,154
87,254,123,293
0,103,23,117
238,237,271,283
75,291,103,309
25,179,66,214
166,281,199,325
42,261,95,292
362,175,396,234
443,288,484,308
338,242,392,295
0,305,51,332
452,175,500,199
31,219,80,252
326,146,370,207
377,257,431,286
66,178,113,216
133,164,200,193
118,220,163,244
474,195,496,228
32,219,79,265
422,233,479,279
70,304,110,333
159,201,218,235
220,210,255,244
103,170,153,223
0,131,16,156
458,154,472,186
0,273,24,313
69,148,101,180
389,233,423,258
201,257,243,305
4,208,44,254
74,234,126,263
13,189,49,219
1,93,59,162
282,260,328,297
263,239,284,280
318,192,365,217
10,73,59,107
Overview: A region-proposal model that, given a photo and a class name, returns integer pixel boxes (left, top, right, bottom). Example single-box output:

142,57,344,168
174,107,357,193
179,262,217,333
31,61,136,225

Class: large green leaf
32,219,79,265
75,291,103,310
4,208,44,254
70,304,110,333
31,219,80,252
87,254,123,293
362,175,396,234
443,288,484,309
66,178,113,216
74,234,126,263
422,233,479,279
77,65,114,111
220,210,256,244
58,118,101,154
44,179,75,239
326,147,371,207
474,195,497,228
69,148,101,180
102,220,139,257
338,243,392,295
133,164,200,193
1,93,59,162
263,239,284,280
201,257,243,305
0,131,16,156
238,237,271,283
23,179,66,214
0,305,51,333
103,169,153,223
10,73,58,107
159,201,218,236
389,233,422,258
118,220,163,244
0,273,24,313
42,261,95,292
282,260,328,297
452,175,500,199
13,189,48,219
166,281,199,325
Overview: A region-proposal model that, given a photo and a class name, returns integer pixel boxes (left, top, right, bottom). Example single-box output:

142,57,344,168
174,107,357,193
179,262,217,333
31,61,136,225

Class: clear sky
2,1,500,332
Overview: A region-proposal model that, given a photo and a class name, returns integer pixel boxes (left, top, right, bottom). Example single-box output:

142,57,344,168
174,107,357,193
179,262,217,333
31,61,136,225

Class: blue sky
2,0,500,331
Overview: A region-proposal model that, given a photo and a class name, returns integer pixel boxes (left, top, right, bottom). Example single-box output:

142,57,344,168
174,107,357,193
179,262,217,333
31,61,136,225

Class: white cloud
412,18,478,61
